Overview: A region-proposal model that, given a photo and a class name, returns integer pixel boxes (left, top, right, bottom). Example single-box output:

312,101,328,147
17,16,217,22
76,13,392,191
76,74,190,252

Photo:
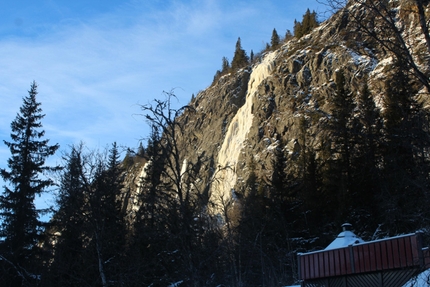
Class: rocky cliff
124,0,430,223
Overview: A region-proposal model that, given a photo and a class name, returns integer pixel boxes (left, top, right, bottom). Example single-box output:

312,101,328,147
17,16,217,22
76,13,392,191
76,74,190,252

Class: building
297,224,430,287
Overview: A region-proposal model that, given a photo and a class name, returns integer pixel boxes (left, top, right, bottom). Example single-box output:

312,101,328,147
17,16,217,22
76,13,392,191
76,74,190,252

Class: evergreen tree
290,115,322,235
103,142,126,249
379,58,430,234
128,124,171,285
293,19,303,38
42,144,91,286
146,125,161,159
323,70,355,221
234,155,294,286
285,29,293,41
212,56,231,85
302,9,318,34
137,142,145,157
334,71,354,159
221,56,230,74
231,37,249,70
0,81,60,285
212,70,222,85
294,9,319,38
127,126,168,285
271,28,280,49
135,124,164,230
122,149,135,169
88,143,126,286
45,143,127,286
271,136,288,201
236,157,263,286
349,80,382,228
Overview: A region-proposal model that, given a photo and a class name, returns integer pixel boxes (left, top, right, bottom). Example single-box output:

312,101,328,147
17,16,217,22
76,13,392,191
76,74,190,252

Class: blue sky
0,0,328,211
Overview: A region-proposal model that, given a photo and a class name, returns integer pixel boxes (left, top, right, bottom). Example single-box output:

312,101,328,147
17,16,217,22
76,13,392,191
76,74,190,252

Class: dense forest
1,1,430,286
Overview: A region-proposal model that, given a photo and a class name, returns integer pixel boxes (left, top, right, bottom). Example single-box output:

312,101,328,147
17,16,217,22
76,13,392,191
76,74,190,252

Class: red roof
298,232,426,281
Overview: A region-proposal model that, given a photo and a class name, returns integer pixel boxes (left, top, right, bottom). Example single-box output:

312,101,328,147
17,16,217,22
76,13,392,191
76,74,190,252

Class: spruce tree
294,9,319,38
0,81,60,285
324,70,355,220
379,58,430,234
137,142,145,157
271,136,288,201
293,19,303,38
128,126,167,285
221,56,230,74
86,142,126,286
43,144,90,286
349,81,383,230
285,29,293,41
271,28,280,49
231,37,249,70
292,116,322,234
47,143,127,286
301,9,317,35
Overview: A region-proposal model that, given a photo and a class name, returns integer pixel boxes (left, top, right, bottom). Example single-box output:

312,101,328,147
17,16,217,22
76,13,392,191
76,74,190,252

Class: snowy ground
403,270,430,287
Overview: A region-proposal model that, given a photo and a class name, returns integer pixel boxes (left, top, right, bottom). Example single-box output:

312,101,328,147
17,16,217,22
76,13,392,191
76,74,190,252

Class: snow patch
403,269,430,287
348,49,377,70
168,280,183,287
370,56,393,79
180,159,187,177
324,230,364,250
132,160,151,211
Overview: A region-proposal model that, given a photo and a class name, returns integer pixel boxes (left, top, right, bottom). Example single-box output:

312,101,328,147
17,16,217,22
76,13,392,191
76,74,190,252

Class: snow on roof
325,223,364,250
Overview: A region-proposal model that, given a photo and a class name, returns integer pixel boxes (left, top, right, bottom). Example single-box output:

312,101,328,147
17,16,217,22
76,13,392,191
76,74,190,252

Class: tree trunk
415,0,430,56
95,231,107,287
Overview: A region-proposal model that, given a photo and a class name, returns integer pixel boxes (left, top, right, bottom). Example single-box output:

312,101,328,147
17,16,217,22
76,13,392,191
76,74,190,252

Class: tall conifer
0,81,59,285
271,28,280,49
294,9,319,38
379,58,430,233
231,37,249,70
44,144,89,286
324,70,355,219
221,56,230,74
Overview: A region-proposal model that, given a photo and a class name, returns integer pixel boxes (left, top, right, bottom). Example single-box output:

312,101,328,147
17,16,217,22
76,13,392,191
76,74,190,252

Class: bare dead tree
137,91,223,285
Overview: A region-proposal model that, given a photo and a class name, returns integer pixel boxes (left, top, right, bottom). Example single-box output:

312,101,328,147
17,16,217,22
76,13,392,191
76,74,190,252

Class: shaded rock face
126,0,429,217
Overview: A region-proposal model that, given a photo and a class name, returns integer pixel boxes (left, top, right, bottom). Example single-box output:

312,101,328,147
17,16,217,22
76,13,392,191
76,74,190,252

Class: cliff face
124,0,430,219
172,9,379,215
